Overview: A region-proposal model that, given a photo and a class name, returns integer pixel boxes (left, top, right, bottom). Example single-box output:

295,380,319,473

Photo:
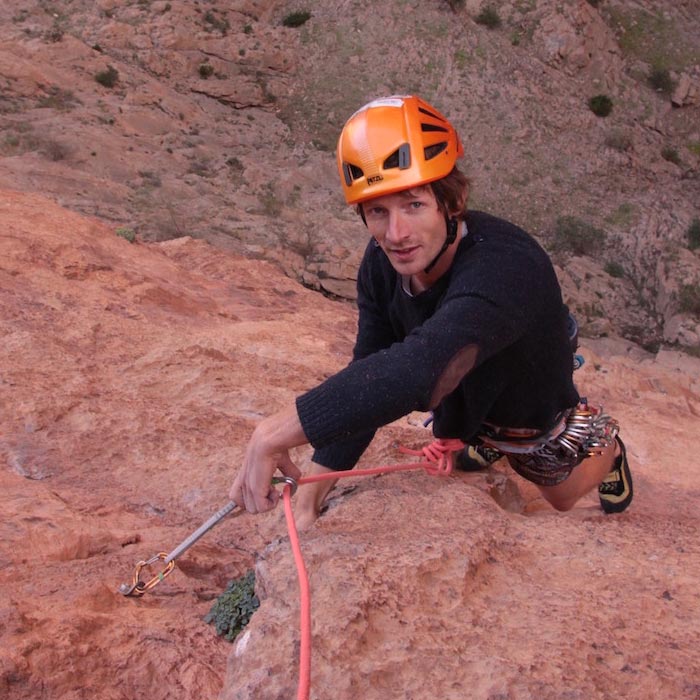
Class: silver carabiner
272,475,298,496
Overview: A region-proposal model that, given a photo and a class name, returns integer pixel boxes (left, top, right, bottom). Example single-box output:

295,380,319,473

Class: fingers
230,456,298,515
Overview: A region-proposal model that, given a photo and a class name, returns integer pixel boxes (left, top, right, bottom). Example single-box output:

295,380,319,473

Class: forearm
254,403,308,453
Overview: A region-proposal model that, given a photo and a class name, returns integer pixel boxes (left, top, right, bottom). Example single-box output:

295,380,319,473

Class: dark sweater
296,210,579,470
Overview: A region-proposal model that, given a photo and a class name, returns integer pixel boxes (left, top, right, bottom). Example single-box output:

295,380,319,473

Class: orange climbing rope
280,438,465,700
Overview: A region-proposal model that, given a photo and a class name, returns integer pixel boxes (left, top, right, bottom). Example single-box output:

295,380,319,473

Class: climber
229,95,632,527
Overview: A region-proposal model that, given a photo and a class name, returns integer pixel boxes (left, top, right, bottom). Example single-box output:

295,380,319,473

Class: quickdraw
119,476,298,597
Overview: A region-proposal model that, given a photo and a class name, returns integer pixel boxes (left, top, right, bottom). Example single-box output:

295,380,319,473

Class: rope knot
398,438,465,476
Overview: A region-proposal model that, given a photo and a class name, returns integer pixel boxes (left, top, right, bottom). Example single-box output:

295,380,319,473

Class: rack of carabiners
119,477,298,597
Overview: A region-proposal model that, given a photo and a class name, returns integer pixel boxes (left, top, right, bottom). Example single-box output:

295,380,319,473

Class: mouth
389,245,419,262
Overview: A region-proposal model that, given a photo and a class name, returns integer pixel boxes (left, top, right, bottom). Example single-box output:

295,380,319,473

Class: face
363,186,448,277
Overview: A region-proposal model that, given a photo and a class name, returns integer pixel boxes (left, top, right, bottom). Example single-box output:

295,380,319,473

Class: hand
229,406,305,514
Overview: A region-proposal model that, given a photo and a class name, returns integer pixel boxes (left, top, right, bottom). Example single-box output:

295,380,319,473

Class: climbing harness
118,476,298,597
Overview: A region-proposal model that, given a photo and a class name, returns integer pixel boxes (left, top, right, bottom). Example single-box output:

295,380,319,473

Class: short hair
429,166,470,219
356,166,470,221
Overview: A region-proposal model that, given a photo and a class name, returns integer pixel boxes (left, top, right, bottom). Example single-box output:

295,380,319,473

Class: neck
410,234,460,293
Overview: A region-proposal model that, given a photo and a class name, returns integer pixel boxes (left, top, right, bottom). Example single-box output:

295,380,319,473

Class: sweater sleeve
307,241,396,470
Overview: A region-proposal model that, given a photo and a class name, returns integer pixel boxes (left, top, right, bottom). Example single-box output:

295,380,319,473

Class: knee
542,492,578,512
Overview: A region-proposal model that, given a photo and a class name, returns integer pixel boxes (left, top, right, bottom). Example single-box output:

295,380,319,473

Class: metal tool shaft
164,500,238,564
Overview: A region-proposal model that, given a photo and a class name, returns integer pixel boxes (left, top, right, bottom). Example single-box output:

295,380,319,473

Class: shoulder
358,239,396,299
465,210,541,248
449,211,559,301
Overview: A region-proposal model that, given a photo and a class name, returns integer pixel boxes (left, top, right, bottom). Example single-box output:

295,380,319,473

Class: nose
384,210,410,246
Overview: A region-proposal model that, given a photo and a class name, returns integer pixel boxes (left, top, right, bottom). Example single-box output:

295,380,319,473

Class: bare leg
535,440,618,512
294,462,339,530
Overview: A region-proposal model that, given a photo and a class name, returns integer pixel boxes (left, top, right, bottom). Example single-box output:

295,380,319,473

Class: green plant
552,216,606,256
282,10,311,27
604,130,632,152
198,63,214,78
243,23,253,34
42,140,68,161
259,182,282,216
203,9,230,34
204,571,260,642
95,65,119,88
37,87,79,111
661,146,681,165
604,261,625,278
648,66,675,94
687,218,700,251
588,94,613,117
678,283,700,315
475,6,501,28
115,226,136,243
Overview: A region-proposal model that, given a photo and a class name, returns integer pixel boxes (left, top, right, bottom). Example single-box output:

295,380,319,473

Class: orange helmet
336,95,464,205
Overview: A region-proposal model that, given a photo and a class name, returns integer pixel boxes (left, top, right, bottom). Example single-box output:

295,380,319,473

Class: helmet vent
424,142,447,160
421,123,448,133
418,106,443,121
343,162,364,186
383,143,411,170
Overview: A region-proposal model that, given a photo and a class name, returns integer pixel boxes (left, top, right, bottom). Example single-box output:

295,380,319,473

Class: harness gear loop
119,476,298,597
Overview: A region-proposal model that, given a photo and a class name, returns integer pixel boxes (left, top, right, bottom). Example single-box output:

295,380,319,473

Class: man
230,95,632,526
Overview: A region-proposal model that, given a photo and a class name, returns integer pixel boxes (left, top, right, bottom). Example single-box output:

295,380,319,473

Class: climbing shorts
476,401,619,487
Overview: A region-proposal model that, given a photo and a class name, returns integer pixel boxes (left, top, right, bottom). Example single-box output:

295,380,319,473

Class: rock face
2,190,699,700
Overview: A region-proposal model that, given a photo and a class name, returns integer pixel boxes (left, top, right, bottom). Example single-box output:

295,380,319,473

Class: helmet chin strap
423,216,458,274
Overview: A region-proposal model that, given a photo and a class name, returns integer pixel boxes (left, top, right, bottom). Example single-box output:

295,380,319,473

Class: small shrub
44,25,64,43
198,63,214,79
588,94,613,117
687,218,700,251
115,226,136,243
259,182,282,216
203,10,230,34
243,23,253,34
553,216,606,257
37,87,79,111
475,6,501,28
678,283,700,316
95,65,119,88
42,140,69,161
648,66,674,94
586,0,601,6
604,261,625,278
226,156,244,174
282,11,311,27
661,146,681,165
187,158,212,177
204,571,260,642
604,130,632,152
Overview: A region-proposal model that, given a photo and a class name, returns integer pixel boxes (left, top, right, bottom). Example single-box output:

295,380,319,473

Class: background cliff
1,0,699,349
1,1,700,699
